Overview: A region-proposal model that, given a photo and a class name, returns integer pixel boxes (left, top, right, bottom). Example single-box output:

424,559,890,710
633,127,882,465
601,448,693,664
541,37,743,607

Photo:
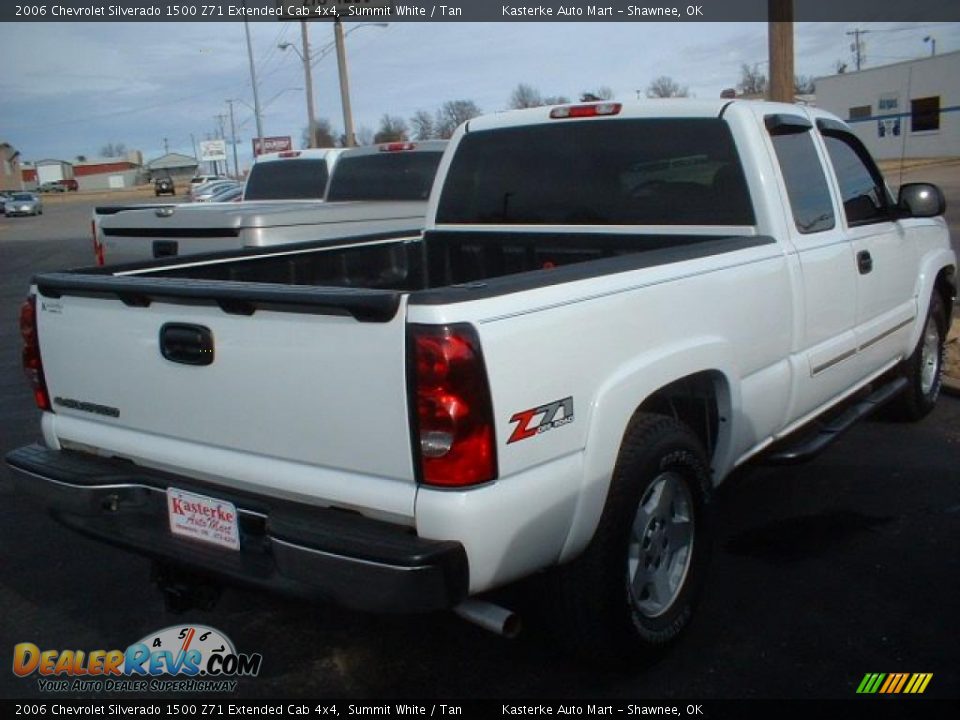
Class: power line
255,21,292,80
866,23,955,34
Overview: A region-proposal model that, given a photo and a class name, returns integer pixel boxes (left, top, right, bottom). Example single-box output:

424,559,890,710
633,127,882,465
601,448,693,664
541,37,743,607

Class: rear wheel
890,293,946,421
550,414,713,663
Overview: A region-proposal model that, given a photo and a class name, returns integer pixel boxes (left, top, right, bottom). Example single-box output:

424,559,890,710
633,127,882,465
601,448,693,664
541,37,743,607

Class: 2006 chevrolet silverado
7,100,955,661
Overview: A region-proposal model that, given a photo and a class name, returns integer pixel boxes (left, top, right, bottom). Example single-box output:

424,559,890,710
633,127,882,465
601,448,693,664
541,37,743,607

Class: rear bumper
5,444,468,613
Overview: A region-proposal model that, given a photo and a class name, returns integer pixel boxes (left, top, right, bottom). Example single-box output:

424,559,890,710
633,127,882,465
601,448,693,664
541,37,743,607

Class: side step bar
765,377,908,465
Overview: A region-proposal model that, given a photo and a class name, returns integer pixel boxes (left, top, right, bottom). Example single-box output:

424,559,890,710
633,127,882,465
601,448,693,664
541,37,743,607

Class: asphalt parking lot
0,181,957,701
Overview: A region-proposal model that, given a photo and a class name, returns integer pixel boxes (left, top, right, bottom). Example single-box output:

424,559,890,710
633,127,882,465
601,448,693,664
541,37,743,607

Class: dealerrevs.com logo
13,625,262,693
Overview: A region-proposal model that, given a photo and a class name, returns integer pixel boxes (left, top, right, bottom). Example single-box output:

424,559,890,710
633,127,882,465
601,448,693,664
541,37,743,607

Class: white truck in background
91,142,446,266
9,100,955,661
241,147,343,202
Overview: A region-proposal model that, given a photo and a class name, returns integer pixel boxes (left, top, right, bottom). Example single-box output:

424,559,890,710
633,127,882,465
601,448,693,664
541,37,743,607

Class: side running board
765,377,908,465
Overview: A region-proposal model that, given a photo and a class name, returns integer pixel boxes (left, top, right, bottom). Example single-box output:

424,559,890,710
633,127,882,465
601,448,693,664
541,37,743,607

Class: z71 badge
508,396,574,444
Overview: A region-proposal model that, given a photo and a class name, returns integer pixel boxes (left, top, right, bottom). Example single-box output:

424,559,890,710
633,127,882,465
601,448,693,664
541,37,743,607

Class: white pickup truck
92,141,446,266
7,100,955,661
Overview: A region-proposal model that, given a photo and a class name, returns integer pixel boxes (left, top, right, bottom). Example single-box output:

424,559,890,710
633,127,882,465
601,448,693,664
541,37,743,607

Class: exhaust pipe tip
454,599,521,639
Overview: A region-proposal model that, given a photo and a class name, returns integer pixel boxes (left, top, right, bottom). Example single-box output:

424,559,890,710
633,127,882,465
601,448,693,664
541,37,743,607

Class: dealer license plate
166,487,240,551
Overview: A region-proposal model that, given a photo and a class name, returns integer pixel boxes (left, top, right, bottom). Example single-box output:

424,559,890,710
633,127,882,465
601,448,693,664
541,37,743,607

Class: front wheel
549,413,713,663
890,293,946,421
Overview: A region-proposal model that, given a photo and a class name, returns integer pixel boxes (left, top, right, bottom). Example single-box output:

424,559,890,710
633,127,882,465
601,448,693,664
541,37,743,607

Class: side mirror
897,183,945,218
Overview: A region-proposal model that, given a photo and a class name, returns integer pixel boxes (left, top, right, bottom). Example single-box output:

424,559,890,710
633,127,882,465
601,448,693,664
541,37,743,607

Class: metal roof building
146,153,200,182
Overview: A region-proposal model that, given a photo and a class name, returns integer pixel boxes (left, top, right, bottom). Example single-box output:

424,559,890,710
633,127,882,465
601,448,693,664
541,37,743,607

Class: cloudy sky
1,20,957,171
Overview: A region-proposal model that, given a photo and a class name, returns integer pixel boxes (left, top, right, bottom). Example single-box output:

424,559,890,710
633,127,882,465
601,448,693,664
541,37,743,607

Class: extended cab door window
765,117,835,234
820,130,893,226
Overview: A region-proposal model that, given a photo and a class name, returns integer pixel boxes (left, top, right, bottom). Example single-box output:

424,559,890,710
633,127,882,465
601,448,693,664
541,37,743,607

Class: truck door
763,113,862,419
815,122,919,374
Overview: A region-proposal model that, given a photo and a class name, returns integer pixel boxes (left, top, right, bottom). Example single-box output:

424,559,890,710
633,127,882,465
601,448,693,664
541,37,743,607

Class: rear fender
559,337,738,563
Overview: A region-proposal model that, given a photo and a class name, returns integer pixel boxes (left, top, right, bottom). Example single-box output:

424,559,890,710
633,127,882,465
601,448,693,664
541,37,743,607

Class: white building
816,50,960,161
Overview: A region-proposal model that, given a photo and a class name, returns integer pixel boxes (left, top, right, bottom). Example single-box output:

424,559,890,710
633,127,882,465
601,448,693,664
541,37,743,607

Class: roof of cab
337,140,449,159
463,99,844,132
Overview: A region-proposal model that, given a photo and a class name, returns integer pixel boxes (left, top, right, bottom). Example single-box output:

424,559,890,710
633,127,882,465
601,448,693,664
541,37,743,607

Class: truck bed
40,230,768,320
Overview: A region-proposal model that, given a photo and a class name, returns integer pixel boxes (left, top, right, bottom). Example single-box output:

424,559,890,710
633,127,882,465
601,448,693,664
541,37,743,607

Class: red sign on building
252,136,294,156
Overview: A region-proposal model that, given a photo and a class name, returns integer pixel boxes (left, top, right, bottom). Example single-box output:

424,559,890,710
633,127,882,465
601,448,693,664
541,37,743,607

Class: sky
1,20,958,173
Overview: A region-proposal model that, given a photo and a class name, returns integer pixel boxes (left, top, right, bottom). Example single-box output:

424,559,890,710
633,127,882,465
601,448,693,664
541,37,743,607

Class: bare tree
509,83,543,109
410,110,435,140
737,64,767,96
794,75,815,94
75,155,87,163
435,100,482,139
302,119,338,149
580,86,615,102
542,95,570,106
356,126,374,147
374,115,409,144
100,142,127,158
645,76,689,98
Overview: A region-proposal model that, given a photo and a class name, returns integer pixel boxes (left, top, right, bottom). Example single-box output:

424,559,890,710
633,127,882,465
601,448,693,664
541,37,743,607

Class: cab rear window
436,119,754,226
243,160,329,200
325,152,444,202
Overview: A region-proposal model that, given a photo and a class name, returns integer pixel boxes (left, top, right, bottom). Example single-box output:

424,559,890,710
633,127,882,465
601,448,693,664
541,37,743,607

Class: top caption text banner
4,0,959,22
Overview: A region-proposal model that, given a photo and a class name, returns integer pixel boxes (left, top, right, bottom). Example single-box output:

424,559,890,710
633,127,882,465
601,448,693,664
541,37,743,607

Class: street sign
273,1,394,20
199,139,227,162
252,136,294,156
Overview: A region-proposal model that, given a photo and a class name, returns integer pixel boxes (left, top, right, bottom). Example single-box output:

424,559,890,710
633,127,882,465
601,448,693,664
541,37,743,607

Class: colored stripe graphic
857,673,933,694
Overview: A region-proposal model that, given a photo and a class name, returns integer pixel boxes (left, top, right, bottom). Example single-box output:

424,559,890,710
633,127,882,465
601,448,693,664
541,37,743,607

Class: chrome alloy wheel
627,471,695,618
919,315,941,397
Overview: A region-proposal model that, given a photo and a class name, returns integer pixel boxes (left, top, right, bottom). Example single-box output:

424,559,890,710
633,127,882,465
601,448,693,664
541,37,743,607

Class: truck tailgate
32,275,417,518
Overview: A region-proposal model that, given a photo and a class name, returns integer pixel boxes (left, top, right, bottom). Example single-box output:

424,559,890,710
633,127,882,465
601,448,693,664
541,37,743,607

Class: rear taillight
410,324,496,487
20,296,51,411
91,219,104,266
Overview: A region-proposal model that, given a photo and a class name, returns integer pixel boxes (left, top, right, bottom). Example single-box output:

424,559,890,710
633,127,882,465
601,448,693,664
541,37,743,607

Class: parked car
191,180,241,203
0,190,12,215
154,177,176,196
189,175,223,192
57,179,79,192
38,181,64,193
188,178,232,200
206,184,243,203
3,192,42,216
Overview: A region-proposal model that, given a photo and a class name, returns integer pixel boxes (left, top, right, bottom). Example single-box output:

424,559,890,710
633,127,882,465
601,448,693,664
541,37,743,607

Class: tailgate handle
160,323,214,366
153,240,178,258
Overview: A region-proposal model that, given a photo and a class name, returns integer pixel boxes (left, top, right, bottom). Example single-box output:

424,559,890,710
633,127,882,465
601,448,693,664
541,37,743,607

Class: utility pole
162,137,169,155
243,16,265,155
301,21,317,148
226,100,239,179
334,17,355,147
846,28,868,72
767,0,794,103
190,133,198,160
